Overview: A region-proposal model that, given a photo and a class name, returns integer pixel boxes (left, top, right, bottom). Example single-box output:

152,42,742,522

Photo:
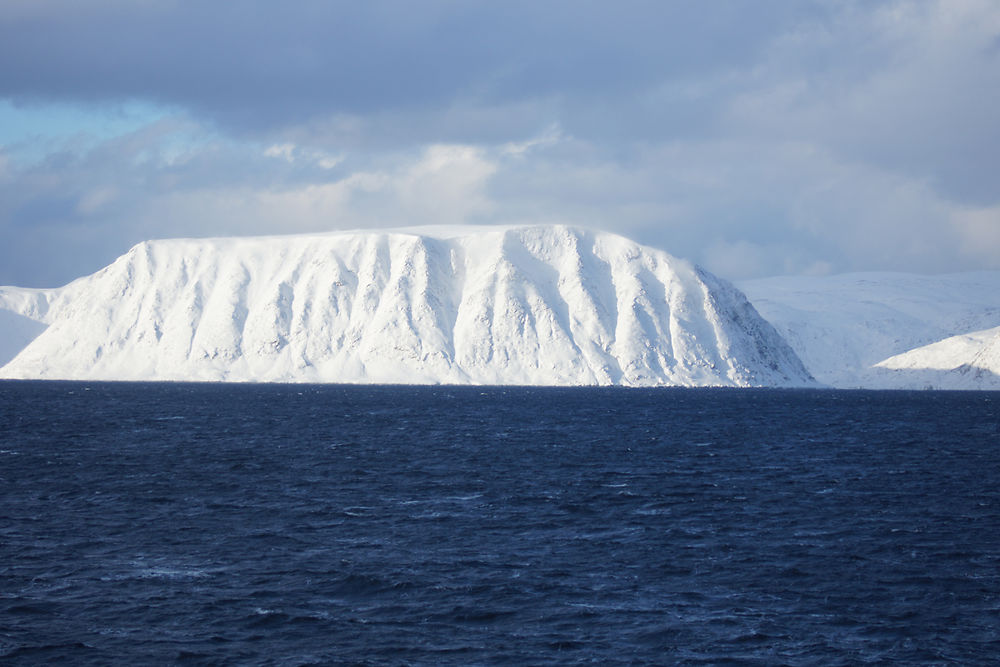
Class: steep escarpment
0,225,814,386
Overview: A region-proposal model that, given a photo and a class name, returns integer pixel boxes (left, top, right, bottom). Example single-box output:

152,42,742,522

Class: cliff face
0,225,814,387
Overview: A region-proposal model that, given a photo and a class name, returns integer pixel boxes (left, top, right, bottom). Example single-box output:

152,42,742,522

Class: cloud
4,112,993,287
0,121,506,285
702,240,833,281
724,0,1000,204
952,205,1000,264
1,1,999,287
0,1,817,136
263,143,296,162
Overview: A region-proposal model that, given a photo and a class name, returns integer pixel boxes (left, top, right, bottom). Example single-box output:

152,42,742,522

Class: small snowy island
0,225,814,387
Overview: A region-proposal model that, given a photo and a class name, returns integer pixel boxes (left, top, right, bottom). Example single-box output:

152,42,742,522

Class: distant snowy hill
0,225,814,386
740,272,1000,388
872,325,1000,389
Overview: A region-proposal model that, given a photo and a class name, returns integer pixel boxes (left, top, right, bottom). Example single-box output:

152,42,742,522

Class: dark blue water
1,383,999,665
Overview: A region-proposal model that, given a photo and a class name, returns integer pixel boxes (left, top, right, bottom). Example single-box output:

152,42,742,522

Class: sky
1,0,999,287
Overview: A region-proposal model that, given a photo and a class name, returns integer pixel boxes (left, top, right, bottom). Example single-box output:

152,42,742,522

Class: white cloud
263,143,296,161
110,142,499,241
501,123,562,157
316,155,341,170
392,144,497,224
263,142,343,170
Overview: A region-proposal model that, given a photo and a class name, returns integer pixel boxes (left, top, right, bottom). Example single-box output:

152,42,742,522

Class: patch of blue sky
0,99,175,162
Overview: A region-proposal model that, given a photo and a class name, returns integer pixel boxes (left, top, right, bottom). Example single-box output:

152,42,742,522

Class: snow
0,309,47,368
739,272,1000,388
872,325,1000,389
0,225,814,387
0,286,52,367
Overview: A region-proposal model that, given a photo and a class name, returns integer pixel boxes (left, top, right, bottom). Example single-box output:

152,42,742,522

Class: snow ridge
0,225,814,386
874,325,1000,389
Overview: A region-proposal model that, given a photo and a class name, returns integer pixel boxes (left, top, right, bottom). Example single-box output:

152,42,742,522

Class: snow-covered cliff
0,225,814,386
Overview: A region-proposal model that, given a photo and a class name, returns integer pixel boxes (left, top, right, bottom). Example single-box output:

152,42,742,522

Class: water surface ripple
1,383,998,664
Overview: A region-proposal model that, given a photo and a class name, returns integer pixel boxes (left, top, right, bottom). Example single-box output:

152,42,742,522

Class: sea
1,381,998,665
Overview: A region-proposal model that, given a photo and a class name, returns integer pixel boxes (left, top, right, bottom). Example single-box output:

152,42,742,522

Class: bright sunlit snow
873,325,1000,389
0,225,814,387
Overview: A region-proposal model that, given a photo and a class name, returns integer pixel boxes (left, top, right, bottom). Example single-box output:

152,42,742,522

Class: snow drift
0,225,814,386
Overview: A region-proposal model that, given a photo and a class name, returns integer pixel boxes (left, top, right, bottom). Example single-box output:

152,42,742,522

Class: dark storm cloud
9,0,990,204
0,0,823,136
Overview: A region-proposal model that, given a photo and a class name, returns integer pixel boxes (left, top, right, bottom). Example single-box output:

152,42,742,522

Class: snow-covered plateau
740,272,1000,389
0,225,815,387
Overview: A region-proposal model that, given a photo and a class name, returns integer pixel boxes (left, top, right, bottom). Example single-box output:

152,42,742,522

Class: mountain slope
872,325,1000,389
0,286,51,366
739,272,1000,388
0,225,814,386
0,309,47,368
